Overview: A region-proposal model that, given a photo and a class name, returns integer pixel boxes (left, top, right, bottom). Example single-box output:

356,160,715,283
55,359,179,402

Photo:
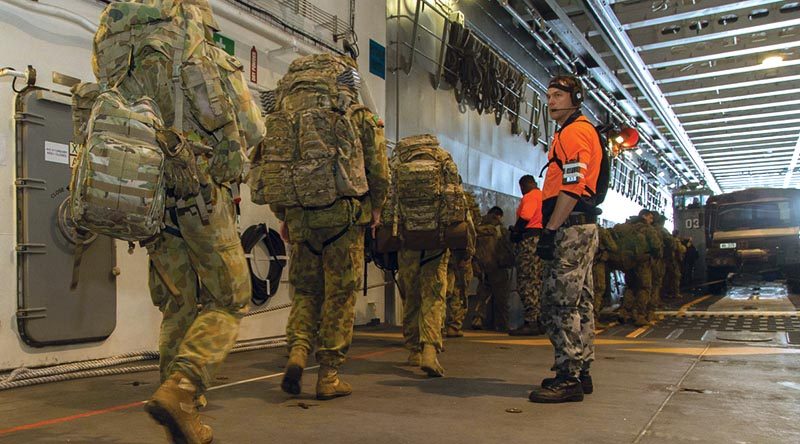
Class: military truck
705,188,800,294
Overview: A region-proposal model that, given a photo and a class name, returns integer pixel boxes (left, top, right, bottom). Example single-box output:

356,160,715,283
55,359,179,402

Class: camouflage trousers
398,248,450,352
286,224,365,368
516,235,543,324
620,259,652,324
650,259,665,313
592,261,608,316
147,183,250,391
472,269,510,330
541,224,598,378
664,261,681,299
445,254,473,331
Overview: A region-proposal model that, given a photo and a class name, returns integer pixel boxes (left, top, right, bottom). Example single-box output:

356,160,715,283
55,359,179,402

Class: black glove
536,228,557,260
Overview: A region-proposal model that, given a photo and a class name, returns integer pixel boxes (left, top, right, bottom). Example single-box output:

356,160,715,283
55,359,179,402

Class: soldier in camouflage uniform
91,1,266,442
509,175,545,336
647,213,669,319
274,55,390,400
592,226,618,321
615,210,661,325
471,207,513,330
444,192,478,337
664,230,686,299
394,136,465,377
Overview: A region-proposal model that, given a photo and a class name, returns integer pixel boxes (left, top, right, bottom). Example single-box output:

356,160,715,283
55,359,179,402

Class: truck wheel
707,267,728,295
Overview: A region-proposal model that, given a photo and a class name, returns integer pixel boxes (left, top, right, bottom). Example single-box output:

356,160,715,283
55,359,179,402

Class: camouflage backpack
69,89,167,242
248,53,368,208
385,134,468,250
474,221,515,271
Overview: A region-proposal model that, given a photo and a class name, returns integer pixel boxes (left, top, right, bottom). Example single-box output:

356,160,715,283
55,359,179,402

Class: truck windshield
716,200,795,231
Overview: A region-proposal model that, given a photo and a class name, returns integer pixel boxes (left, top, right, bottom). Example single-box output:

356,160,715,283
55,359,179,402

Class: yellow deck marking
678,295,712,314
471,338,649,346
623,346,800,356
626,326,651,338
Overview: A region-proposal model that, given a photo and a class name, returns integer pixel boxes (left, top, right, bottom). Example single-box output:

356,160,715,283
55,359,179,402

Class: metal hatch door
15,87,117,347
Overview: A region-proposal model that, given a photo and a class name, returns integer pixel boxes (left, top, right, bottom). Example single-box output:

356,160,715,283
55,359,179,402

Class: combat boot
316,364,352,400
407,349,421,366
281,346,308,395
420,344,444,377
529,376,584,403
145,372,213,444
508,321,544,336
541,370,593,395
445,326,463,338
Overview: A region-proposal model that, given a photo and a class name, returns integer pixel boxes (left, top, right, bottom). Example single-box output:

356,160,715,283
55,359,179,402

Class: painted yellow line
626,326,651,338
623,347,800,356
678,295,712,314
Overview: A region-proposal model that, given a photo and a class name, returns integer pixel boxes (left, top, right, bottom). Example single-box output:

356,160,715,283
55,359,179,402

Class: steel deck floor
2,324,800,444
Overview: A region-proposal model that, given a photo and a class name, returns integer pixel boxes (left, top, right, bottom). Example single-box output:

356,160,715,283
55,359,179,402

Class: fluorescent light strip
694,134,800,147
688,118,800,134
669,89,800,109
662,75,800,98
677,100,800,118
691,128,800,141
683,110,800,126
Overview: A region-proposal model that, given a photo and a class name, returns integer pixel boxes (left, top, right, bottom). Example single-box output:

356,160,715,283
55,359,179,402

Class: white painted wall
0,0,387,370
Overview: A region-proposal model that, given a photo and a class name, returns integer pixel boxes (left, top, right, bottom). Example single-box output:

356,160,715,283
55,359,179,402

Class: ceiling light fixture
762,55,784,66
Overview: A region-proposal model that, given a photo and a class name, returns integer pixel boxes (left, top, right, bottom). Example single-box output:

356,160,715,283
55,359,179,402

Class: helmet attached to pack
548,76,583,106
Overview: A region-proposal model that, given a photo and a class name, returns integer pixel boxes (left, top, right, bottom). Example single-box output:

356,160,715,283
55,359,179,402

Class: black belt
563,213,596,227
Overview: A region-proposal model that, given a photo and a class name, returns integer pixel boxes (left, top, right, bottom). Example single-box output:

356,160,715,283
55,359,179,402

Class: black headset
549,76,583,107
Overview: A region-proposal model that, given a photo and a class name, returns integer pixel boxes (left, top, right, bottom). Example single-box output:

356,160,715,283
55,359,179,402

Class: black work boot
541,371,593,395
529,376,584,403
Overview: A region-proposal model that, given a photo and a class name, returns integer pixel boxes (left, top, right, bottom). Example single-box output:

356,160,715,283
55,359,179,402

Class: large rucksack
384,134,468,251
248,53,369,208
474,222,515,271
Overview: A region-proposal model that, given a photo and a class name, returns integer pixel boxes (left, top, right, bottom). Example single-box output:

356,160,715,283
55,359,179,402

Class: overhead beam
694,134,800,147
610,0,786,32
656,59,800,85
691,127,800,141
676,99,800,118
633,19,800,52
667,88,800,109
646,39,800,70
686,118,800,134
784,134,800,187
660,74,800,98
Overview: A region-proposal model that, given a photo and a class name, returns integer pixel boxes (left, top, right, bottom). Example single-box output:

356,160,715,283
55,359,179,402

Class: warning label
45,141,69,165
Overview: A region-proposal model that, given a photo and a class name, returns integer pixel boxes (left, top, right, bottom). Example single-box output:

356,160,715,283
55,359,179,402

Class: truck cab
705,188,800,293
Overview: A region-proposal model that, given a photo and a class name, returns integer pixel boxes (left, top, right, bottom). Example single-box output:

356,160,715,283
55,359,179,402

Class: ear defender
571,86,583,106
